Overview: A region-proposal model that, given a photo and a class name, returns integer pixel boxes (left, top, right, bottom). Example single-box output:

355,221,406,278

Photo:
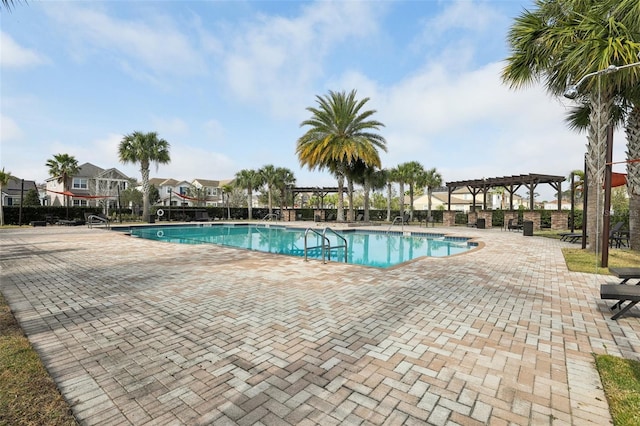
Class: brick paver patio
1,223,639,425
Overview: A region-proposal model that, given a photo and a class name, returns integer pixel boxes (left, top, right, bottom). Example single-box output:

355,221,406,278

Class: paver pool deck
1,223,639,425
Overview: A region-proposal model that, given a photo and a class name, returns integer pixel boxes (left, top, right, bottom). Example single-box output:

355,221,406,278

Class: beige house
413,187,525,213
45,163,131,210
150,178,234,207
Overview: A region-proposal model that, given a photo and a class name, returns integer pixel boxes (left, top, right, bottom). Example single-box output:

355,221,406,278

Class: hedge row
0,206,609,229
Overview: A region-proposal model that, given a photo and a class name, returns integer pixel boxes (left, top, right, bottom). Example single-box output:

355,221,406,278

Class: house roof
95,167,131,180
2,178,38,196
192,179,220,187
149,178,179,187
77,162,104,178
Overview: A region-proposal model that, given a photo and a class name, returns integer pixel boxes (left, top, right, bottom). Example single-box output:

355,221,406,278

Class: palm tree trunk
141,163,151,221
363,181,371,222
386,182,392,221
247,188,253,220
585,91,613,252
626,104,640,250
337,174,345,222
409,185,414,221
347,178,354,221
427,189,433,220
398,182,405,215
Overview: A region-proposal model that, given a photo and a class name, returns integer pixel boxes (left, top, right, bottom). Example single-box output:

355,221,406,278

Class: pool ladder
304,227,348,264
386,215,405,234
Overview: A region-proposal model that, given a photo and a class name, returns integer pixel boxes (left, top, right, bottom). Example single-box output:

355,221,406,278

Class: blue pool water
127,224,476,268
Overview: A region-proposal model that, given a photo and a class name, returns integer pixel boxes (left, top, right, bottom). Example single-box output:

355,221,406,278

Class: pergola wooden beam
445,173,565,211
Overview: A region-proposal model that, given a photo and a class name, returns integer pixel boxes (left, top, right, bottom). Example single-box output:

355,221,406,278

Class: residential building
45,162,131,210
413,187,525,212
1,177,38,206
543,199,579,210
151,178,234,207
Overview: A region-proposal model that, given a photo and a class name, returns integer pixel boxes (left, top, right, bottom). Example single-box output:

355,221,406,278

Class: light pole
564,53,640,267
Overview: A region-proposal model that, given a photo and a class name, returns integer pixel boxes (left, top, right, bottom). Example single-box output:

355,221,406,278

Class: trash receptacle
476,218,485,229
149,215,155,224
523,220,533,236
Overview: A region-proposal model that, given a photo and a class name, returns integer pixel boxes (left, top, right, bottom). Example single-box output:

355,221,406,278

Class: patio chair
608,221,626,248
601,284,640,320
194,210,213,221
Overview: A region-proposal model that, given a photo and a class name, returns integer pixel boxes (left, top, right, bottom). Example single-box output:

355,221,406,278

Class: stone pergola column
478,211,493,229
443,211,456,226
550,211,568,230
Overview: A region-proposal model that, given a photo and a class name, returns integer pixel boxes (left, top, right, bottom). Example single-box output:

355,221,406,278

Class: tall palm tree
625,93,640,249
221,183,234,219
275,167,296,213
565,86,639,249
423,167,443,221
297,89,387,222
398,161,425,221
234,169,263,220
385,167,397,221
259,165,279,215
394,162,414,219
45,153,80,212
502,0,640,252
119,131,171,222
1,0,24,12
353,161,387,222
0,168,13,226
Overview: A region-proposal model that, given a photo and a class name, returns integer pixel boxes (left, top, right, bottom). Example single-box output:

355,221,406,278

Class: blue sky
1,0,629,201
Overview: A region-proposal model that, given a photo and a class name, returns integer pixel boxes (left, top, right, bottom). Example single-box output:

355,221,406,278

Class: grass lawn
595,354,640,426
0,293,78,426
0,230,638,425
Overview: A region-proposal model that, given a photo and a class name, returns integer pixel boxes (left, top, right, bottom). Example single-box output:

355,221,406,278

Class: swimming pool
127,224,476,268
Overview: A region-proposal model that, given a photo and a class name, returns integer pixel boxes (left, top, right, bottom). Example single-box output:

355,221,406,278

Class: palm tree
397,161,425,221
385,167,397,221
259,165,279,215
394,163,413,219
0,168,13,226
625,93,640,250
423,167,443,222
118,131,171,222
1,0,24,12
45,153,80,214
221,183,234,219
502,0,640,252
353,161,387,222
565,84,639,249
275,167,296,213
234,169,263,220
297,89,387,222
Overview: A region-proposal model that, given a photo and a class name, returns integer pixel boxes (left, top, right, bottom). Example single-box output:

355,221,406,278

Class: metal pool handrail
387,216,404,234
304,228,330,263
323,227,347,263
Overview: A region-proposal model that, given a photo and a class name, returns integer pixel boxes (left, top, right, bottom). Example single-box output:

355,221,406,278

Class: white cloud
150,117,190,139
0,114,23,140
221,1,384,118
0,32,47,68
203,119,225,142
425,0,503,35
43,4,206,77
